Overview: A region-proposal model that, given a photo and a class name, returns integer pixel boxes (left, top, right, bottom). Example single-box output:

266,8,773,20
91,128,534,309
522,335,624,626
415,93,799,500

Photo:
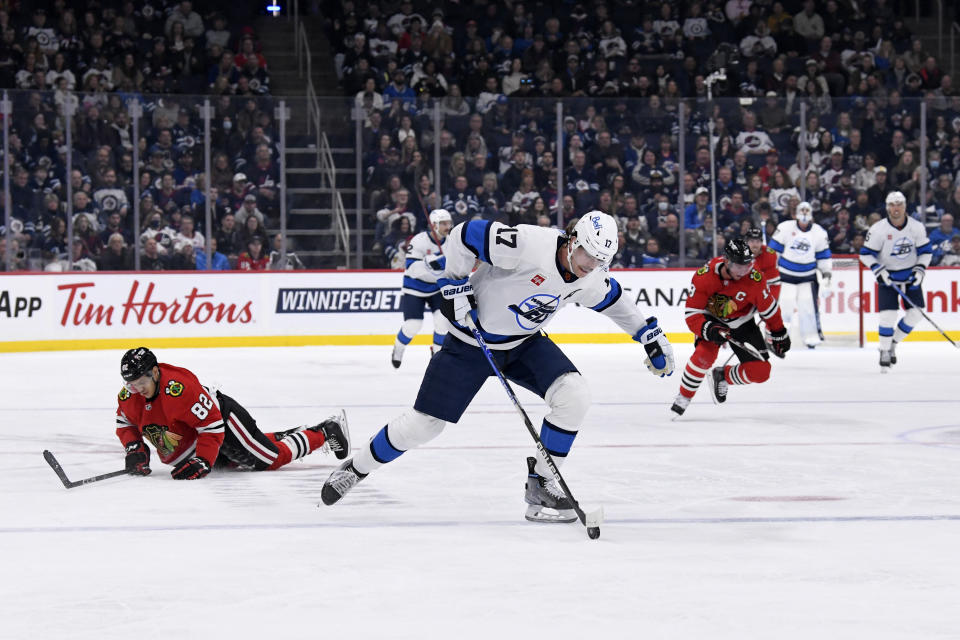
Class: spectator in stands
97,232,132,271
929,214,960,264
169,239,198,270
237,236,268,271
216,213,242,266
828,208,855,253
165,2,203,39
685,187,712,229
442,175,480,224
940,235,960,266
195,237,230,271
268,234,305,270
240,210,269,249
174,213,204,251
867,166,891,208
140,236,166,271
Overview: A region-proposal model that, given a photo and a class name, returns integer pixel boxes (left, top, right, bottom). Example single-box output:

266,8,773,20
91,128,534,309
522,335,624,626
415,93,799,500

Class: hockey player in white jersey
390,209,452,368
859,191,933,371
321,212,675,523
767,201,832,348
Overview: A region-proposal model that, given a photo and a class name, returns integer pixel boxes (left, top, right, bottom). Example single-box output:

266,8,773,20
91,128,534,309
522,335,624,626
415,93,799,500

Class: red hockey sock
725,360,771,385
266,429,327,470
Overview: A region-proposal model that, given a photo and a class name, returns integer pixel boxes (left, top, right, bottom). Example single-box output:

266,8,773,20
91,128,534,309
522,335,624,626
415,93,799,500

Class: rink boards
0,267,957,351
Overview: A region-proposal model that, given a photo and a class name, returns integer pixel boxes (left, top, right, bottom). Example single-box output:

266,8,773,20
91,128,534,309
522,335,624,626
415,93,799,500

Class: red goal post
819,254,865,348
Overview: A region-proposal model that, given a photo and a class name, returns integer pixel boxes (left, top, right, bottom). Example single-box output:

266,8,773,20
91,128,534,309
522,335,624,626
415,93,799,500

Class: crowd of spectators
0,1,308,273
327,0,960,269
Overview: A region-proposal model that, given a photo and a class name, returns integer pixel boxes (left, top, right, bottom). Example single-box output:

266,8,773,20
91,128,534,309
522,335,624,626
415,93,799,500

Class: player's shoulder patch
165,380,184,397
118,387,131,401
696,264,709,275
765,246,776,255
750,269,762,282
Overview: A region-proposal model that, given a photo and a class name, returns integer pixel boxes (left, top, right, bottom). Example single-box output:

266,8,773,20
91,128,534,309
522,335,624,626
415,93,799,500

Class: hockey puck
587,526,600,540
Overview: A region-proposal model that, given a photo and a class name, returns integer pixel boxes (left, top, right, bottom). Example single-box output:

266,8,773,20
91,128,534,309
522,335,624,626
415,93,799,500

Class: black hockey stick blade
43,450,130,489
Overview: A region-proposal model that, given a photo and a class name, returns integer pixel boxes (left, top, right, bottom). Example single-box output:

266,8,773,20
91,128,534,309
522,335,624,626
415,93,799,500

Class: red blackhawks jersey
685,256,784,337
116,363,225,467
754,245,780,295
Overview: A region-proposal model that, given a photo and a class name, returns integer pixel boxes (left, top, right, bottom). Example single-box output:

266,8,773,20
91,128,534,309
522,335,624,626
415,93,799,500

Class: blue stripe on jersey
778,257,817,272
768,238,785,252
540,419,578,458
590,278,623,312
815,249,832,260
369,426,404,464
402,276,439,293
405,257,417,268
917,241,933,255
861,246,879,256
888,267,914,281
878,326,894,337
462,220,492,263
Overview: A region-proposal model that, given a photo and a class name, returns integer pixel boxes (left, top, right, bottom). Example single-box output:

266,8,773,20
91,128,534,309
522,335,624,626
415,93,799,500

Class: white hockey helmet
570,211,618,264
429,208,453,235
796,201,813,224
885,191,906,206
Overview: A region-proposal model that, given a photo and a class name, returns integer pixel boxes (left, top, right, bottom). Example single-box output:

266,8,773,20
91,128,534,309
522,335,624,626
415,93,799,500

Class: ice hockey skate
709,367,728,404
391,340,405,368
524,457,577,523
321,458,367,505
309,409,350,460
889,341,898,365
879,349,892,373
670,394,690,418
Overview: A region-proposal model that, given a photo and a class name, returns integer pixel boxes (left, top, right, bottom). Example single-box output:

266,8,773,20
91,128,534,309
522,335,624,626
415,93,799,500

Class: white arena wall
0,268,957,352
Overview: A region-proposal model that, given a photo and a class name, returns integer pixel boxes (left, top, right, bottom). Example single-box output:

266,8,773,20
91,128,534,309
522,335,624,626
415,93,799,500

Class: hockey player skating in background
391,209,452,368
768,201,832,348
117,347,350,479
745,226,784,357
859,191,933,371
321,212,675,523
671,238,791,417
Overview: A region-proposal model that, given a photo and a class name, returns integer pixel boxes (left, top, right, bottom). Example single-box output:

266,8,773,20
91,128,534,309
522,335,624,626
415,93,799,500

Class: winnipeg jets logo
508,294,560,330
892,237,914,256
790,238,811,253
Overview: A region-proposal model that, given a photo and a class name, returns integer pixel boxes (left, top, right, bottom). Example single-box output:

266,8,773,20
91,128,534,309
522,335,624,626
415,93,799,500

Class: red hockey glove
171,456,211,480
769,328,791,358
702,321,730,345
124,441,151,476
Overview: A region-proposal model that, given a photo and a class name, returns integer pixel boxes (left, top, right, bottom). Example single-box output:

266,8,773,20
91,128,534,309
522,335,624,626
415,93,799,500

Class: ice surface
1,342,958,639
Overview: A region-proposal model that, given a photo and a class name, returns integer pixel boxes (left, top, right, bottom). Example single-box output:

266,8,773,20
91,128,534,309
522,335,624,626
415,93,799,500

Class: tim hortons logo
57,280,254,326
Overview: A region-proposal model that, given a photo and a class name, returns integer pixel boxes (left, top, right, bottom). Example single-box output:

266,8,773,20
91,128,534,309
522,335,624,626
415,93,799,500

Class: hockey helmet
796,201,813,225
570,211,618,265
745,227,763,241
429,208,452,227
121,347,158,382
724,237,754,265
885,191,906,206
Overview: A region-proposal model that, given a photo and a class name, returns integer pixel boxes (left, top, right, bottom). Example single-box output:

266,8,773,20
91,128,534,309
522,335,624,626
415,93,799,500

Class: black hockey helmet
724,237,754,265
745,227,763,241
121,347,158,382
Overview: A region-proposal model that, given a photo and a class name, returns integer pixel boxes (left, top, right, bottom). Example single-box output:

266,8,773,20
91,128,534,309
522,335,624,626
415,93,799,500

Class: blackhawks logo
696,265,709,275
706,293,738,318
118,387,131,401
143,424,182,457
750,270,762,282
165,380,184,397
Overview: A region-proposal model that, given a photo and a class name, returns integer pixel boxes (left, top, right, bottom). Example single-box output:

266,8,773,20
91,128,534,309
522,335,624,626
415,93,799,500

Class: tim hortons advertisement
0,268,956,351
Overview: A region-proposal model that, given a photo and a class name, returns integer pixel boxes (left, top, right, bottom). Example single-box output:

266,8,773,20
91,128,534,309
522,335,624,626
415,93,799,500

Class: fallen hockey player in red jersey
116,347,350,479
671,238,791,416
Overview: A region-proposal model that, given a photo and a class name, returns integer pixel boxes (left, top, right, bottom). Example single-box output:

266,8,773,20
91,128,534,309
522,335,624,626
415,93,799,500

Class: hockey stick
464,318,603,540
892,286,959,348
726,335,767,361
43,450,130,489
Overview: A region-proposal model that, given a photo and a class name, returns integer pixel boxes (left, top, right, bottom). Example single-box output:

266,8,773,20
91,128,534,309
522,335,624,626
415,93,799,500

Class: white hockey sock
279,431,312,461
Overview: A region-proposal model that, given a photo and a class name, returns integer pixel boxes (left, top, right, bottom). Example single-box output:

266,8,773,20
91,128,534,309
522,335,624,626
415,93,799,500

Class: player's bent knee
544,372,590,429
388,409,445,450
745,360,771,383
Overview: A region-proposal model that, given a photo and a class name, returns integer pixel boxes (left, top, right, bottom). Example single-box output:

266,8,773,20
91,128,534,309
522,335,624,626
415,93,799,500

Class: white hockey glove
819,271,832,298
634,317,675,378
438,276,477,326
909,265,925,287
873,266,894,287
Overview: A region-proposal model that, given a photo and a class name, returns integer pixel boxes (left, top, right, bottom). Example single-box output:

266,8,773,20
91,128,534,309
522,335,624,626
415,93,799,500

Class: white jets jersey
441,221,651,349
401,231,447,297
769,220,831,283
860,217,933,283
93,187,129,214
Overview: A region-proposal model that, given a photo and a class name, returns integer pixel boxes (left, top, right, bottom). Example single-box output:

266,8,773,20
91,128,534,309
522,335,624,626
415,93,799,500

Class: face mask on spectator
930,161,940,169
149,218,161,229
223,119,232,131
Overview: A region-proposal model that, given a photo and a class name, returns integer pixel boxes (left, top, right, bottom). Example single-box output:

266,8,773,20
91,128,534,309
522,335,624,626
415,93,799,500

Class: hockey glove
438,276,477,326
873,266,894,287
634,317,675,377
769,328,791,358
819,271,832,298
909,265,925,287
124,441,151,476
702,320,730,345
171,456,211,480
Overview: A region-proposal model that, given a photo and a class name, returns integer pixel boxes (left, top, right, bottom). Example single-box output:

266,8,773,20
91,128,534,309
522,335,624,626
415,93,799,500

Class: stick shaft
43,450,129,489
893,286,958,347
